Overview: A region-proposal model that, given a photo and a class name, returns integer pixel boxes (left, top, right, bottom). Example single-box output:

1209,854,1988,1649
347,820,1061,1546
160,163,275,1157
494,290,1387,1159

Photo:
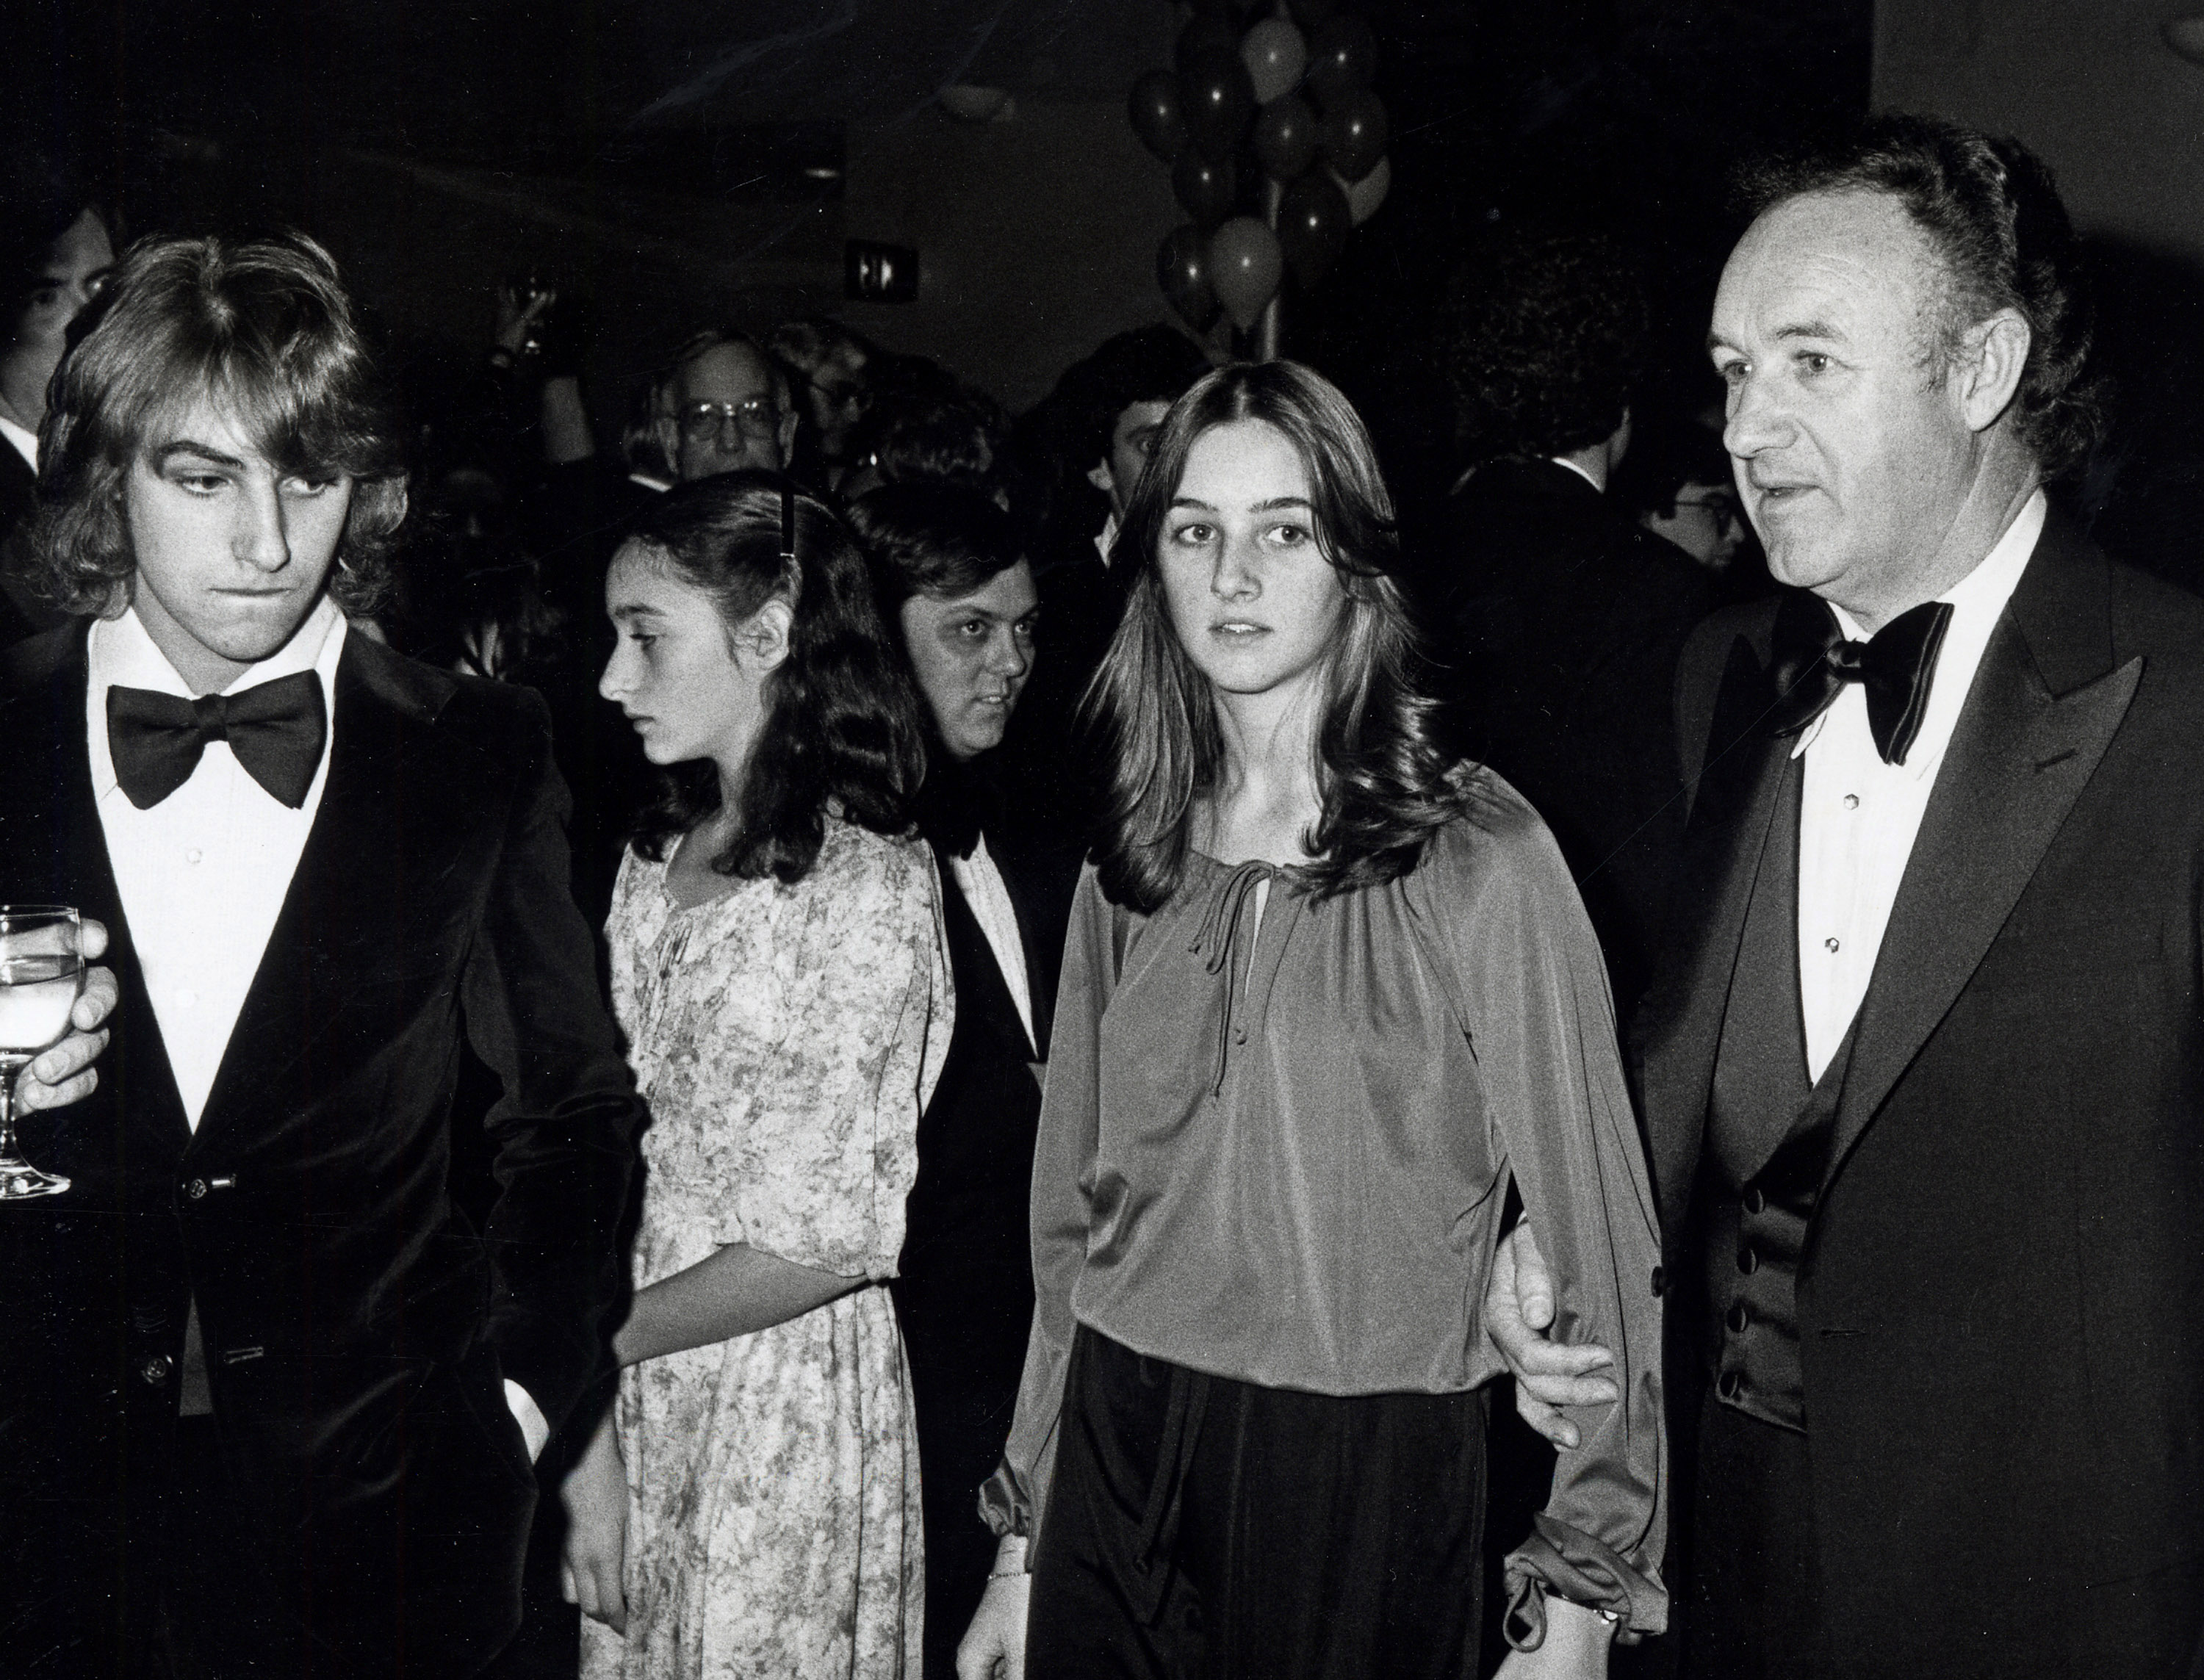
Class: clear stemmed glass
0,906,83,1200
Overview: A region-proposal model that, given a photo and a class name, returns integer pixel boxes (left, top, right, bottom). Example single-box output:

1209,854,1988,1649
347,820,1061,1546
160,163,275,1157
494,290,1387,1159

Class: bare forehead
679,342,772,402
1714,190,1942,337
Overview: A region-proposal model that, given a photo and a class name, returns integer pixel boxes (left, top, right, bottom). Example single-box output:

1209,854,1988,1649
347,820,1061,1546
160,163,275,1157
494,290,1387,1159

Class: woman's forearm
613,1242,865,1367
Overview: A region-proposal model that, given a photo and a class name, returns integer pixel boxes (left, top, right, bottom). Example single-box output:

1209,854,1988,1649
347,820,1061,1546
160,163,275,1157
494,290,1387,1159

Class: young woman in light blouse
957,362,1666,1680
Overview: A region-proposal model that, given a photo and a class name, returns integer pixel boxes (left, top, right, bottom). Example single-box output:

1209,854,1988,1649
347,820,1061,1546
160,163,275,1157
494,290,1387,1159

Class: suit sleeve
1443,811,1670,1642
979,862,1114,1551
460,691,641,1435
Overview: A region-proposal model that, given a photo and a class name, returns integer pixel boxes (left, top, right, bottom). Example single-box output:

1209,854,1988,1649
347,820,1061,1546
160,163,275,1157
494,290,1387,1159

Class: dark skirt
1029,1326,1489,1680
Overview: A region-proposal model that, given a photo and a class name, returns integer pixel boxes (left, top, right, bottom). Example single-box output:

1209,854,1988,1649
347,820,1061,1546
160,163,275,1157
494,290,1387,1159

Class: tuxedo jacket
0,623,641,1676
1641,511,2204,1677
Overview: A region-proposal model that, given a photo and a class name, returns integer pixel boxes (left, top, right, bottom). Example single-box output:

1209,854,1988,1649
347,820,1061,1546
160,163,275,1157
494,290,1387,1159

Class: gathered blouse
986,768,1668,1638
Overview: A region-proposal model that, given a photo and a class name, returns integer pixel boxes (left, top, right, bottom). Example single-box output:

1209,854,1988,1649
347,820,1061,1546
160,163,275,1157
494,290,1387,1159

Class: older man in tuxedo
1489,117,2204,1678
0,232,641,1679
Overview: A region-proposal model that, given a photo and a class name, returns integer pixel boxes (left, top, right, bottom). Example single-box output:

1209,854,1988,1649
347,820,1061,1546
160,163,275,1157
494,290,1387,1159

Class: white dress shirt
1793,490,2046,1081
0,413,37,472
88,598,345,1127
948,835,1034,1050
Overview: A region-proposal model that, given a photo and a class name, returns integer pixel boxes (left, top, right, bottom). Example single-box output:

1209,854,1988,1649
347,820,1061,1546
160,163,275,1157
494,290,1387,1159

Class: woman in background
958,363,1667,1679
849,482,1081,1680
561,471,949,1679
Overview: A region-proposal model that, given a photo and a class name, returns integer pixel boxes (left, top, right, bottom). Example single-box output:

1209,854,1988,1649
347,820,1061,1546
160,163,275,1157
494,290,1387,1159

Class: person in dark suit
849,483,1081,1680
1487,116,2204,1678
0,231,641,1679
1002,325,1212,843
1433,226,1715,1020
0,153,116,648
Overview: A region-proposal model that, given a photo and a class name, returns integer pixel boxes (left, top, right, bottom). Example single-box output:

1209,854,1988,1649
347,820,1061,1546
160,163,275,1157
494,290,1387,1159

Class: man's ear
1086,457,1114,497
1956,308,2031,434
737,598,794,674
653,414,682,473
776,407,799,469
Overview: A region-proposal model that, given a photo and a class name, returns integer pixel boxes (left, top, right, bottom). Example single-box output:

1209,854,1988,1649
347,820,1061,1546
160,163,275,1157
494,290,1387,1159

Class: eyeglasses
674,397,779,441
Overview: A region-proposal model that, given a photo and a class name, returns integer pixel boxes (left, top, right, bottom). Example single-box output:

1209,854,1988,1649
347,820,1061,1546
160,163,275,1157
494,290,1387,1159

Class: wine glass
0,906,84,1200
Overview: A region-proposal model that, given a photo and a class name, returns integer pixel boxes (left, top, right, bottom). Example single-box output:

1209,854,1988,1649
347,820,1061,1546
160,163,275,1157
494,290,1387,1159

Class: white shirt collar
1791,489,2046,771
87,594,348,800
1094,510,1120,569
1549,455,1602,494
0,413,36,472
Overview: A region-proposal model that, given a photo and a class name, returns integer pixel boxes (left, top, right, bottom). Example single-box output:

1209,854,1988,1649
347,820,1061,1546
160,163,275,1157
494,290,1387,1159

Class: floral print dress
581,818,951,1680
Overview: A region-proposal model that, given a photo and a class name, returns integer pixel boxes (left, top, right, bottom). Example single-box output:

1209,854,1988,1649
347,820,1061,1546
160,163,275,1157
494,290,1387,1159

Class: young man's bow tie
107,672,327,810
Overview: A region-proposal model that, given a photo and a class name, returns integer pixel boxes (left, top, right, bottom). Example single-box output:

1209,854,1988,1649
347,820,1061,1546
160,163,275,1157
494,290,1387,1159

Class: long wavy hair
625,471,926,884
33,231,408,618
1090,361,1463,912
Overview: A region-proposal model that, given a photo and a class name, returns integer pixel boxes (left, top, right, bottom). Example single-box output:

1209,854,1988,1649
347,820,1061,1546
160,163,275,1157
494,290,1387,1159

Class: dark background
10,0,1872,500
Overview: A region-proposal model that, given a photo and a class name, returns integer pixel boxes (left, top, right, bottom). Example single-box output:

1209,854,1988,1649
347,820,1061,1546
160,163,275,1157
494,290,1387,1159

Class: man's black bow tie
107,672,328,810
1762,591,1954,766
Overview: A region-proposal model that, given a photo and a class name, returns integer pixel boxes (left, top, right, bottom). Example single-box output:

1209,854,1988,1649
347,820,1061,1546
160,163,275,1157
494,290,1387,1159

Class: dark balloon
1175,14,1240,76
1208,215,1284,331
1286,0,1339,24
1318,85,1388,182
1277,173,1351,286
1306,13,1379,100
1251,95,1320,181
1173,149,1238,228
1240,18,1308,106
1157,223,1221,334
1181,48,1258,160
1127,70,1188,164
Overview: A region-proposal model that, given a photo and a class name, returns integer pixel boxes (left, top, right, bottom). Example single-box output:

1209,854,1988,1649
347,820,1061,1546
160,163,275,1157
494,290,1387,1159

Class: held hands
15,919,115,1114
1485,1223,1619,1450
956,1536,1031,1680
1493,1596,1617,1680
560,1411,629,1634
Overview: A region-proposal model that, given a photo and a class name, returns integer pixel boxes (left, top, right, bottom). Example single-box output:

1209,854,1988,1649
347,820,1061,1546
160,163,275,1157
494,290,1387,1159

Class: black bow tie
1762,591,1954,766
107,672,328,810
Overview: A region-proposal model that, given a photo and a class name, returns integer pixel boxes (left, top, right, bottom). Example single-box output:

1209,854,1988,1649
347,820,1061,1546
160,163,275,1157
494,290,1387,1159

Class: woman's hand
956,1536,1031,1680
1493,1595,1616,1680
558,1411,629,1634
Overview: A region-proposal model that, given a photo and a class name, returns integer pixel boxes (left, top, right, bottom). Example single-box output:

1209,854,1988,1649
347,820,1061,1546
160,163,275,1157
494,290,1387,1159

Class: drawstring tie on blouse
1187,859,1274,1097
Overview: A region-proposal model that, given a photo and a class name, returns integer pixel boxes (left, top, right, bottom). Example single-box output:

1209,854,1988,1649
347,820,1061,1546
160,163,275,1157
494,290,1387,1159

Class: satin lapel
1823,538,2140,1193
1641,629,1794,1238
192,642,448,1142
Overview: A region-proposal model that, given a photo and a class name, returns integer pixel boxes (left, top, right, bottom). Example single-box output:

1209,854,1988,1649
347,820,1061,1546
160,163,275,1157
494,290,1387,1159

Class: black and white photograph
1,1,2200,1676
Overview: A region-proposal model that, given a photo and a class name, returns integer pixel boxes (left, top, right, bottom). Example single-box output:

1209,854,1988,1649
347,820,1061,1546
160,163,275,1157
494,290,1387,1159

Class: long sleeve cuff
1502,1513,1668,1648
976,1454,1033,1540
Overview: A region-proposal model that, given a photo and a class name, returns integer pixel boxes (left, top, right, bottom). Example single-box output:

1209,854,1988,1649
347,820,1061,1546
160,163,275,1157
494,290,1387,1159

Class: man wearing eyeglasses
650,328,799,484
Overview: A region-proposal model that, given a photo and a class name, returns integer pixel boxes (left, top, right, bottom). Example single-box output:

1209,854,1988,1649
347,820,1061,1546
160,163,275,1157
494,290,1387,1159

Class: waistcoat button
1737,1242,1759,1275
1742,1186,1766,1216
1726,1301,1751,1333
139,1354,173,1386
1718,1369,1743,1401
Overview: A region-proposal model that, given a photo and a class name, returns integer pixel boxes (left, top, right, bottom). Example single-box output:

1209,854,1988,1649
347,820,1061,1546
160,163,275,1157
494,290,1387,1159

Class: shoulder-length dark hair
626,471,926,884
1090,360,1461,912
34,231,408,618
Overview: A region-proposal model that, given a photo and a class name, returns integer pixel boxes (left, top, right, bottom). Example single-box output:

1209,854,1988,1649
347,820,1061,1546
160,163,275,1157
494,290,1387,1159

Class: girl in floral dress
562,472,950,1679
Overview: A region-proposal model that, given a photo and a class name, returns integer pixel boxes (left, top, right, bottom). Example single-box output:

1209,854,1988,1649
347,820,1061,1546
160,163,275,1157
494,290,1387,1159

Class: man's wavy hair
1737,113,2107,480
32,231,407,618
1090,361,1462,914
1441,226,1649,461
625,471,926,884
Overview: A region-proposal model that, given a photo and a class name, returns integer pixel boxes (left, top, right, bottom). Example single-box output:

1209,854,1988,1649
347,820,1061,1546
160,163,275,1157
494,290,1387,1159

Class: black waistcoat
1701,754,1854,1433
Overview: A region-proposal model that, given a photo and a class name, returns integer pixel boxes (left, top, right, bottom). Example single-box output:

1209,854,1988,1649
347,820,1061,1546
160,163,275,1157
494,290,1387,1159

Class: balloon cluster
1132,0,1391,338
